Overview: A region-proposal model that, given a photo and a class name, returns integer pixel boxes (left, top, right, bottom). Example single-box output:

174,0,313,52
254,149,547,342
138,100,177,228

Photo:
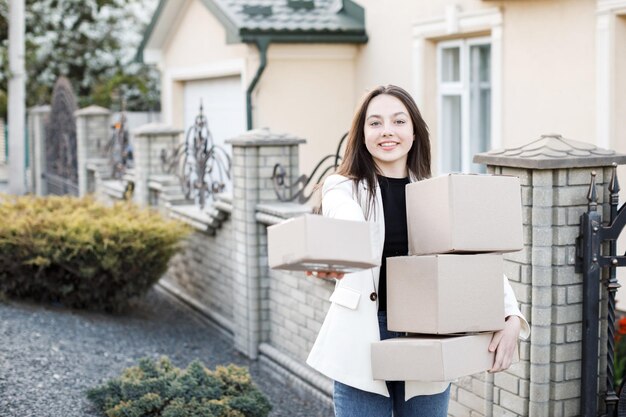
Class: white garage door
183,75,244,195
183,75,244,151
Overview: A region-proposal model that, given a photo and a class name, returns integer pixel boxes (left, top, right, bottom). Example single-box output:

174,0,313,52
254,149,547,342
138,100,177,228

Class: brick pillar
132,123,183,207
226,128,305,359
27,105,50,196
75,105,110,196
469,134,626,417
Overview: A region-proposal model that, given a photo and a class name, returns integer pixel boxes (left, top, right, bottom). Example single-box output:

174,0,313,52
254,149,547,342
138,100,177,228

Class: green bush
87,357,272,417
0,194,189,311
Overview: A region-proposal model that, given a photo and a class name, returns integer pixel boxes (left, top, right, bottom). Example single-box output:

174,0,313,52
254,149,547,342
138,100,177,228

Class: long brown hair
336,85,431,218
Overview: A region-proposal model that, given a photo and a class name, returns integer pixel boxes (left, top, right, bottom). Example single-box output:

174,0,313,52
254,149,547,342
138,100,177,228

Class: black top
377,175,410,312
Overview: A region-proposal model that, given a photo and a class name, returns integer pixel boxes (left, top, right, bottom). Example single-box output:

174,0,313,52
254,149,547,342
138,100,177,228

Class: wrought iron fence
176,103,231,210
44,172,79,196
576,163,626,416
272,132,347,204
45,77,78,196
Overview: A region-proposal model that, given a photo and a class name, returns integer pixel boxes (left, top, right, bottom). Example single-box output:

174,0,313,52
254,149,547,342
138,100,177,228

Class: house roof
137,0,367,62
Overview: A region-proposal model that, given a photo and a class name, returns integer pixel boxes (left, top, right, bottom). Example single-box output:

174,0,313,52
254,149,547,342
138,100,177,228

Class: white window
437,37,491,173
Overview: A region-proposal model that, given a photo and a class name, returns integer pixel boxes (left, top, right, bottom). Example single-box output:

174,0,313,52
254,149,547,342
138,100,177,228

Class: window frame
412,6,503,175
436,36,491,174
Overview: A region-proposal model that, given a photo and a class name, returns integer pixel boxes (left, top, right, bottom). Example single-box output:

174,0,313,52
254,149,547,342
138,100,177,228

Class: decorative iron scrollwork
576,163,626,416
45,76,79,195
160,146,183,175
179,102,231,210
272,132,347,204
106,112,133,179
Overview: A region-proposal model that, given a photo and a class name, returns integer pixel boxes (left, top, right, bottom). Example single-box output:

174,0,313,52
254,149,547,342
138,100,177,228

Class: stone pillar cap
226,127,306,146
133,123,184,136
474,134,626,169
74,105,110,116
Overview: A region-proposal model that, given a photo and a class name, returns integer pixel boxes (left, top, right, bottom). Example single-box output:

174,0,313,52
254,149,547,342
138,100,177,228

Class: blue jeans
333,312,450,417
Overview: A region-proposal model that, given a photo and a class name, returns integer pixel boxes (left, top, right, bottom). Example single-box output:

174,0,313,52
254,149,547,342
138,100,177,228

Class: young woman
305,85,530,417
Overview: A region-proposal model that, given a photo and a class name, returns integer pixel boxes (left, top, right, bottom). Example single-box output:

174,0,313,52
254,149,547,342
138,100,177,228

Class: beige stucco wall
614,15,626,156
160,0,250,129
501,1,595,147
353,0,597,172
253,43,357,180
161,1,248,69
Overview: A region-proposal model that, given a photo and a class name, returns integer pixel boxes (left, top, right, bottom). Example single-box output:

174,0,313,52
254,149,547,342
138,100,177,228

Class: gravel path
0,286,333,417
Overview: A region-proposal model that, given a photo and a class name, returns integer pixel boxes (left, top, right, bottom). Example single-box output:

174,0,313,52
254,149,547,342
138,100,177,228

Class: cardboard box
268,214,380,272
387,254,505,334
371,333,496,381
406,174,523,255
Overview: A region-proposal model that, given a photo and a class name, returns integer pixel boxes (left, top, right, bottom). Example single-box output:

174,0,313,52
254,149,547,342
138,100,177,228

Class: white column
75,105,111,196
131,123,183,207
28,106,50,196
490,23,503,150
8,0,26,194
596,11,613,149
226,129,305,359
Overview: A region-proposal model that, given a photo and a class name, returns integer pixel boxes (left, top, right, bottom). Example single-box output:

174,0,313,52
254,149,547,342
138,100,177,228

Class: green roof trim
135,0,167,63
239,30,368,43
136,0,367,62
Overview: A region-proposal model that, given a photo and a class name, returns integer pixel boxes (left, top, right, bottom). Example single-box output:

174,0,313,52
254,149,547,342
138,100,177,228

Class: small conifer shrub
0,194,189,310
87,357,272,417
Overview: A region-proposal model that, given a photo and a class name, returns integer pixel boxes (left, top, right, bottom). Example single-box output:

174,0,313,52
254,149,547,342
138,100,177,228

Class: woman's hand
305,270,345,280
488,315,521,373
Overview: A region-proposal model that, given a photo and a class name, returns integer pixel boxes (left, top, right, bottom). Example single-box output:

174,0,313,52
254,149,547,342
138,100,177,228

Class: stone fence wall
0,117,7,192
0,117,6,164
63,105,626,417
163,204,236,334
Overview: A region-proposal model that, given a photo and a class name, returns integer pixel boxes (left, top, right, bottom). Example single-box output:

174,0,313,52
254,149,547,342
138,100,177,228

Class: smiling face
363,94,414,178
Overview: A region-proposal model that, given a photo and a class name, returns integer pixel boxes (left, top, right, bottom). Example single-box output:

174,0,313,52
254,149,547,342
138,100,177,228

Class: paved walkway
0,285,333,417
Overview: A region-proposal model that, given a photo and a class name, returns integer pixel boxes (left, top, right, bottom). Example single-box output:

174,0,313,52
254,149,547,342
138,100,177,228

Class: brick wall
445,164,613,417
132,125,183,207
265,268,333,363
75,106,110,197
162,218,236,331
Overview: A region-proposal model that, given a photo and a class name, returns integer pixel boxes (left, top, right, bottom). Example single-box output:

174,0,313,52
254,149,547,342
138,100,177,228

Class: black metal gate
576,163,626,416
43,77,78,196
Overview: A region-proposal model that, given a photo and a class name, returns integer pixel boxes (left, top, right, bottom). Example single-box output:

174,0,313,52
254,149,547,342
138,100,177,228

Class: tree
0,0,159,118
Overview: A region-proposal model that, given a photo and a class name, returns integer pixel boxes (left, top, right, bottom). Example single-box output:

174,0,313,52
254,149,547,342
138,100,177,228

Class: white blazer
306,174,531,400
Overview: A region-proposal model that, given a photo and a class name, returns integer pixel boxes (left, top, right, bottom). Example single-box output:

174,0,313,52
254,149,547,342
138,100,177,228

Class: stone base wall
163,218,236,330
266,268,333,363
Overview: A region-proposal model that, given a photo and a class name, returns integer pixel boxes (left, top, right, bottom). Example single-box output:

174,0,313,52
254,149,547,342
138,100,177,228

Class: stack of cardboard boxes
371,174,523,382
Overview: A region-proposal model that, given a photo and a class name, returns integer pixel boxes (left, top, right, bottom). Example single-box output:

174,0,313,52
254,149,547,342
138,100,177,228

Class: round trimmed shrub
87,357,272,417
0,194,189,311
